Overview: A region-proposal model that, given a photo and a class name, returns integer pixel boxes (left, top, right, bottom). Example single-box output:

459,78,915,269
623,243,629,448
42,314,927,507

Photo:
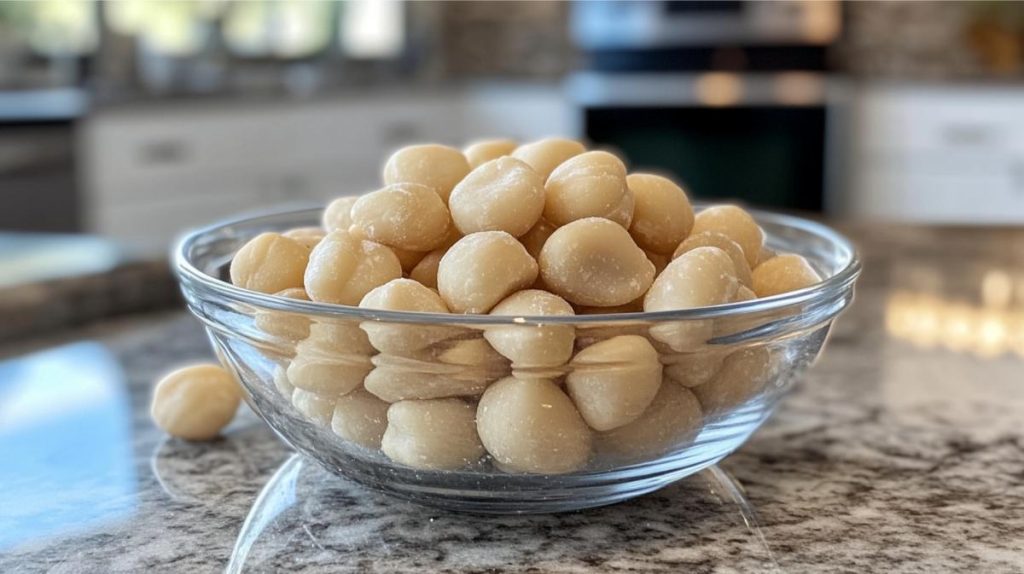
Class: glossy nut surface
626,173,694,255
304,231,402,305
350,182,452,251
476,377,592,474
381,399,485,470
322,196,358,233
691,205,764,267
510,137,586,180
151,364,241,441
484,289,575,369
358,278,453,355
464,138,517,169
330,388,390,449
230,232,309,294
752,254,822,297
437,231,538,313
383,144,470,201
539,217,655,307
408,248,444,289
282,227,326,249
673,231,754,287
518,218,556,259
254,287,311,343
544,151,633,227
448,156,545,237
566,335,662,431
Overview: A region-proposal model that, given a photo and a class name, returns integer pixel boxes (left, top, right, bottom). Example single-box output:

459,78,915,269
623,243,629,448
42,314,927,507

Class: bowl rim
173,204,861,326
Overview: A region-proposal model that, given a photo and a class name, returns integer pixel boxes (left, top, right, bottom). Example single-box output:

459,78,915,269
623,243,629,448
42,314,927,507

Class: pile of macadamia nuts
221,138,822,474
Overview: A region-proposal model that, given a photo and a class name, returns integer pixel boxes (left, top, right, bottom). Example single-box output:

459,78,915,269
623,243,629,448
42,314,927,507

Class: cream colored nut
392,246,427,274
381,399,485,470
292,388,335,426
364,354,498,402
350,182,452,252
433,336,510,370
645,246,740,351
476,377,592,474
566,335,662,431
331,387,390,449
151,364,241,441
304,231,402,305
323,196,358,232
408,248,444,289
484,290,575,369
734,285,757,302
283,227,326,250
288,322,375,396
539,217,655,307
751,254,822,297
449,157,545,237
359,278,454,355
673,231,754,288
755,246,777,268
464,138,518,169
662,351,726,387
645,250,670,275
511,137,586,180
597,381,702,461
544,151,634,227
383,144,470,202
627,173,694,255
691,205,764,267
273,364,295,397
254,287,311,344
230,232,309,294
519,218,556,259
437,231,538,313
691,347,774,414
303,320,377,356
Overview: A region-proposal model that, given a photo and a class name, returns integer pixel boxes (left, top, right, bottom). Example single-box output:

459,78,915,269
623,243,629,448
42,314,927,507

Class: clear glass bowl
174,206,860,514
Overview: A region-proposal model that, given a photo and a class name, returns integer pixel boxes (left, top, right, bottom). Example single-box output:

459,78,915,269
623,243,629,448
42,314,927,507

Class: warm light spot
773,72,824,105
981,269,1013,309
695,73,743,107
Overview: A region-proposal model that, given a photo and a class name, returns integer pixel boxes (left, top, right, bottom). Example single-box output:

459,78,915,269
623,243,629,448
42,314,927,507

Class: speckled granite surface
1,225,1023,573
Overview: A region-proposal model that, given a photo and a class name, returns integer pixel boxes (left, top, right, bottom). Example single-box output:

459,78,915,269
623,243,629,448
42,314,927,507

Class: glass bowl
174,205,859,514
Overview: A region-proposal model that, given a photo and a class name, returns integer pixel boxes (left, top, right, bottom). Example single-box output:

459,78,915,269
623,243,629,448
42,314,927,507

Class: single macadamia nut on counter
566,335,662,431
476,377,592,474
751,254,822,297
323,196,359,232
254,287,311,344
519,218,556,259
437,231,538,313
151,364,241,441
511,137,586,180
383,144,470,201
287,322,375,396
283,227,327,250
449,157,545,237
292,388,336,426
331,387,390,449
381,399,485,470
691,205,764,267
597,381,703,462
304,231,402,305
409,248,444,289
539,217,655,307
691,347,774,414
662,351,726,387
359,279,455,355
544,151,634,228
364,354,498,402
627,173,694,255
350,182,452,252
230,232,309,294
464,138,518,169
484,290,576,369
674,231,753,288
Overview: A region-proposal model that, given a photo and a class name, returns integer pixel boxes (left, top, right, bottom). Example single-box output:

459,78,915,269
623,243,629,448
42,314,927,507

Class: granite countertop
1,224,1023,573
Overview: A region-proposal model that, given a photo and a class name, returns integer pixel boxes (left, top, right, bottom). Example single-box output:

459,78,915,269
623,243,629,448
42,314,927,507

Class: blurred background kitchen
1,0,1023,353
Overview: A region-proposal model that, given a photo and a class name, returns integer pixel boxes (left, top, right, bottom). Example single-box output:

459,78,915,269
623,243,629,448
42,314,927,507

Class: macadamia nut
350,182,452,252
566,335,662,431
476,377,592,474
597,382,702,462
544,151,634,227
627,173,694,255
364,353,499,402
230,232,309,294
287,322,375,396
283,227,326,250
539,217,655,307
381,399,485,470
292,388,336,426
254,287,311,344
304,231,402,305
359,278,455,355
691,205,764,267
751,254,822,297
662,351,726,387
691,347,774,414
484,290,575,369
331,387,390,449
383,144,470,201
323,196,358,232
151,364,241,441
674,231,754,288
449,157,545,237
409,248,444,289
519,218,556,259
464,138,518,169
437,231,538,313
511,137,586,180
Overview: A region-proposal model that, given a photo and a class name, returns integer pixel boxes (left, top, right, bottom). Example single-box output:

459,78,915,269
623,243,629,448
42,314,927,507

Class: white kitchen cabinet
842,83,1024,224
79,84,573,252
